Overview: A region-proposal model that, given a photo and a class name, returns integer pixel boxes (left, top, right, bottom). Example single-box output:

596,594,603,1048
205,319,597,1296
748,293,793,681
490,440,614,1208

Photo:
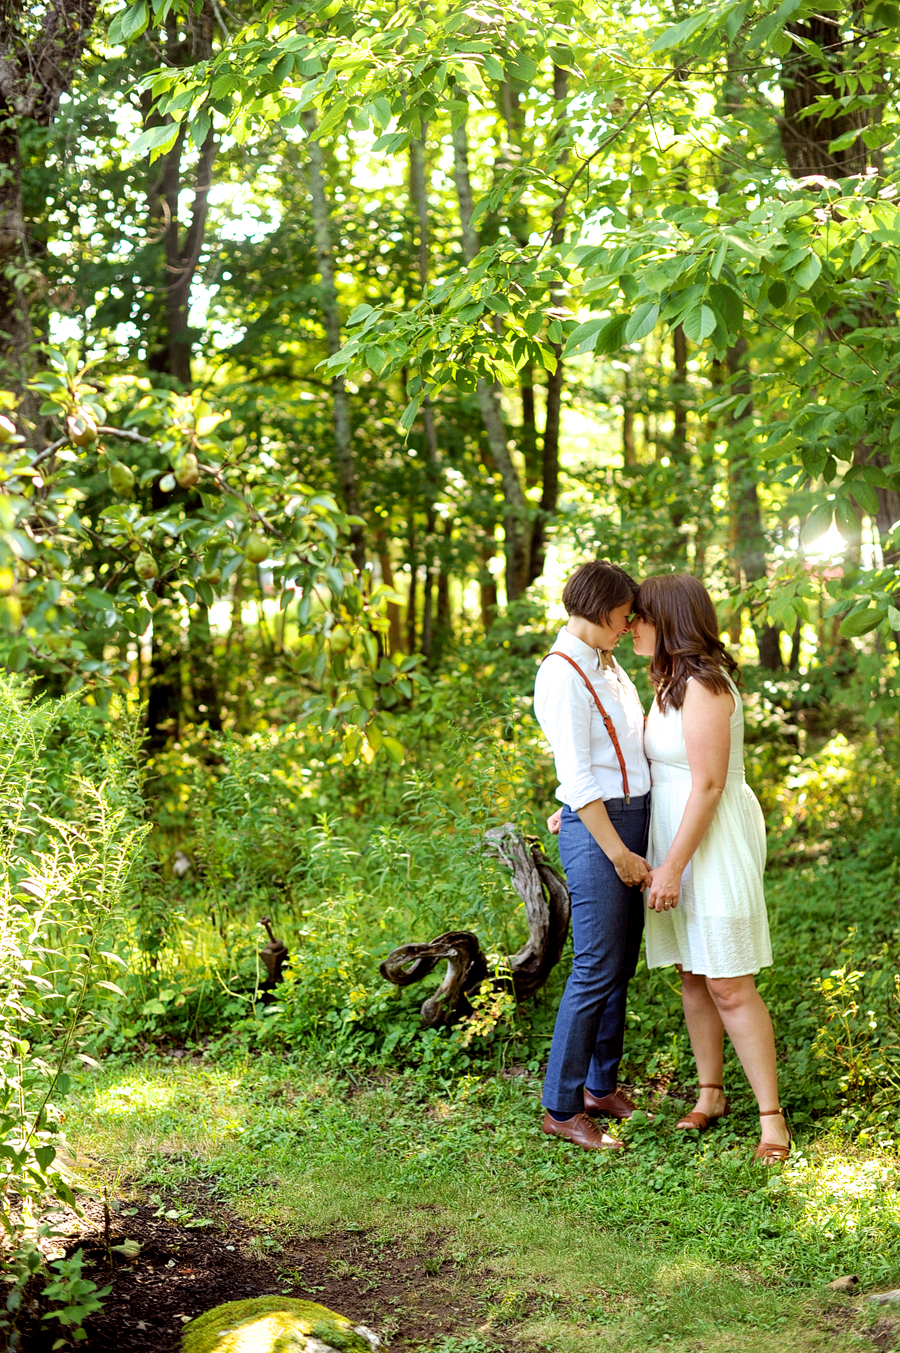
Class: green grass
64,1055,900,1353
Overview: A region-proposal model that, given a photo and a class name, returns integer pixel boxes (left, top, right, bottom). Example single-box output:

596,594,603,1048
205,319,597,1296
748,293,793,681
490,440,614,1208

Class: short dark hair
562,560,637,626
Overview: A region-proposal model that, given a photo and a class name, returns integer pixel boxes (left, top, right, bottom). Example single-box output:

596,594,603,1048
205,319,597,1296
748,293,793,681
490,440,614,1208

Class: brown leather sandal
754,1108,791,1164
675,1083,730,1131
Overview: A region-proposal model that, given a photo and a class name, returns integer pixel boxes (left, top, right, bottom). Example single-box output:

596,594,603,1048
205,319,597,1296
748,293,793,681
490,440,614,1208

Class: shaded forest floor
32,1057,900,1353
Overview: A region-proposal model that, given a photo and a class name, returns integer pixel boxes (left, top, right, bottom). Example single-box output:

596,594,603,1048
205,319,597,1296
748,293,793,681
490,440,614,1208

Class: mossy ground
60,1053,900,1353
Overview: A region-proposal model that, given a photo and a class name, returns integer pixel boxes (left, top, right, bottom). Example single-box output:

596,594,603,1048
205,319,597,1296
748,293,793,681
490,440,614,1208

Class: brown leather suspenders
543,650,631,803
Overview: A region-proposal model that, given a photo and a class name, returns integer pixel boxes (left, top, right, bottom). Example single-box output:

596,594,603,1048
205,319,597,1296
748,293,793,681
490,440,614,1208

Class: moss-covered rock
181,1297,379,1353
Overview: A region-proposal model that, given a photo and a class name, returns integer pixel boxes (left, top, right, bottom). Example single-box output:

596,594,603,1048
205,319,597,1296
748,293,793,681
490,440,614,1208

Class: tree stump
379,824,570,1027
258,916,288,988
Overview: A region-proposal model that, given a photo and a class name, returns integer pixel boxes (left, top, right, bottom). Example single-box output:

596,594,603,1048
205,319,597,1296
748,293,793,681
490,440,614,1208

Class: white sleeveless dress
644,676,772,978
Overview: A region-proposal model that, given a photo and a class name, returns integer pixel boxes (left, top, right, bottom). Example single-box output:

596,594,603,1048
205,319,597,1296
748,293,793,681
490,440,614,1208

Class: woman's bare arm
646,682,733,911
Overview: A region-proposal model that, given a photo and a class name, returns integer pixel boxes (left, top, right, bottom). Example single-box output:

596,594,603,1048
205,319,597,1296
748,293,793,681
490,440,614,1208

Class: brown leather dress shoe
583,1088,654,1123
541,1111,625,1151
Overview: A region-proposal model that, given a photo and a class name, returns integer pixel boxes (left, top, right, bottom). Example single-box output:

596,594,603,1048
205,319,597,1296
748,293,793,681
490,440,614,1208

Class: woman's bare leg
706,974,789,1147
679,968,727,1119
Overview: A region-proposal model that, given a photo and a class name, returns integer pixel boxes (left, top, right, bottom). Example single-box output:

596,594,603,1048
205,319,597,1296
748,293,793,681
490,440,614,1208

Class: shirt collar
552,625,603,673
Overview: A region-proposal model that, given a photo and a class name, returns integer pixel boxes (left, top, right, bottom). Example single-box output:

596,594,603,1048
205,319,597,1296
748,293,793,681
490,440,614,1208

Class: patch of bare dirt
17,1186,538,1351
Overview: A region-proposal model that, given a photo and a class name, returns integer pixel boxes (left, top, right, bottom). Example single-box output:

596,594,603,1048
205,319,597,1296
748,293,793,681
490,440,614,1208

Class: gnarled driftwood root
379,824,570,1027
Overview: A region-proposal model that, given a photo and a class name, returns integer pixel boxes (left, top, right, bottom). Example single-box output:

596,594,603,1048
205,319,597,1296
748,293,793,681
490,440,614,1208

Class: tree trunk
0,122,34,406
451,117,532,602
376,533,403,656
405,511,417,652
187,603,221,729
672,324,688,462
167,128,217,385
520,375,540,489
725,339,783,670
301,108,365,570
410,135,441,657
435,518,452,659
480,539,498,630
147,599,185,749
779,18,866,179
778,16,897,560
528,65,568,586
0,0,98,422
622,361,636,466
143,78,219,739
144,8,217,385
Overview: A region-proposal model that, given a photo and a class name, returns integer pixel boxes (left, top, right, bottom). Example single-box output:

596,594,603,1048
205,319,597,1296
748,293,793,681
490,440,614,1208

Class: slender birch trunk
301,109,365,570
410,135,441,656
451,116,532,603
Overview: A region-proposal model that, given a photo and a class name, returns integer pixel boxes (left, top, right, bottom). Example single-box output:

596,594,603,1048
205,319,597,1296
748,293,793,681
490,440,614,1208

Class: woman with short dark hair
533,559,653,1150
631,573,790,1164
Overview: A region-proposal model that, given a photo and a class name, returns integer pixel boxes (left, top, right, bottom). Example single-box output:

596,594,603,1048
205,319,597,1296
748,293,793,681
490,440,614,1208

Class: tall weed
0,677,147,1339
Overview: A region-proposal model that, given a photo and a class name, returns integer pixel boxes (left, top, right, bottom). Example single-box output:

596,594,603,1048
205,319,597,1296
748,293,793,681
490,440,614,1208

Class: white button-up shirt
533,626,651,810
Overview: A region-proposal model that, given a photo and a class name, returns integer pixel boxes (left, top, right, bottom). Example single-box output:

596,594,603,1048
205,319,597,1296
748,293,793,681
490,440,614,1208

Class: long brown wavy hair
634,574,739,712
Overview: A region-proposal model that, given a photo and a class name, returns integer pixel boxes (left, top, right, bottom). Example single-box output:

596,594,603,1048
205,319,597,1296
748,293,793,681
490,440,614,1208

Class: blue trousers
542,794,650,1116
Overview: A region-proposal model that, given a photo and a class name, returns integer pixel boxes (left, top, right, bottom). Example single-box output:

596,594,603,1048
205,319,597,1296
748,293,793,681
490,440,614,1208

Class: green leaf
7,642,28,672
849,481,879,515
382,736,405,763
372,96,391,129
839,607,883,638
595,313,630,355
129,122,180,161
189,110,211,150
563,317,605,357
506,54,537,82
767,279,787,308
650,11,710,51
833,497,860,540
624,302,659,344
794,252,822,289
801,501,834,546
371,131,408,154
400,396,422,432
888,604,900,630
109,0,149,45
829,127,862,153
682,304,716,343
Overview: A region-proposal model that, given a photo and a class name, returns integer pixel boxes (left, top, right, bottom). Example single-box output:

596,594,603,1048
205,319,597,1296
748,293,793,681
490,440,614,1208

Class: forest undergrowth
4,649,900,1348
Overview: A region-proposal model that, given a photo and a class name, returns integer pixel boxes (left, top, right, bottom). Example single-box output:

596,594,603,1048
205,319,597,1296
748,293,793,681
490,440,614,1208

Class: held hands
545,809,650,888
646,859,683,911
613,850,653,889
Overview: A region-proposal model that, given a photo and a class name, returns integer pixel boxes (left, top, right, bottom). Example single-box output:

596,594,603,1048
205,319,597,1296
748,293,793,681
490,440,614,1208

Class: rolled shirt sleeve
533,661,605,811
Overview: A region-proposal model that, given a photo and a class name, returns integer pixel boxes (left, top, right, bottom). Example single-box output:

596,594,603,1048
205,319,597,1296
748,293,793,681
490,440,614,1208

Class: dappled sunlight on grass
72,1061,257,1169
649,1255,723,1295
90,1073,180,1119
782,1148,900,1240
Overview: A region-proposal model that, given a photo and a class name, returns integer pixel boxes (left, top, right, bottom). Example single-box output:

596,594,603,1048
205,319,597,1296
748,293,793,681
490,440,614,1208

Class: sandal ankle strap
698,1083,724,1090
760,1107,784,1116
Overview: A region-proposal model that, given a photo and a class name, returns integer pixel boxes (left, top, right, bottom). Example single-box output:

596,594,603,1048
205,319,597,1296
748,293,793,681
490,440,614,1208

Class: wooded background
2,0,900,748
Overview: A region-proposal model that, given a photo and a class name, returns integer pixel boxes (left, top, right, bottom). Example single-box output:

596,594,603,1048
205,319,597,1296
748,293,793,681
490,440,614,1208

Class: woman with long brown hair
631,574,790,1163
